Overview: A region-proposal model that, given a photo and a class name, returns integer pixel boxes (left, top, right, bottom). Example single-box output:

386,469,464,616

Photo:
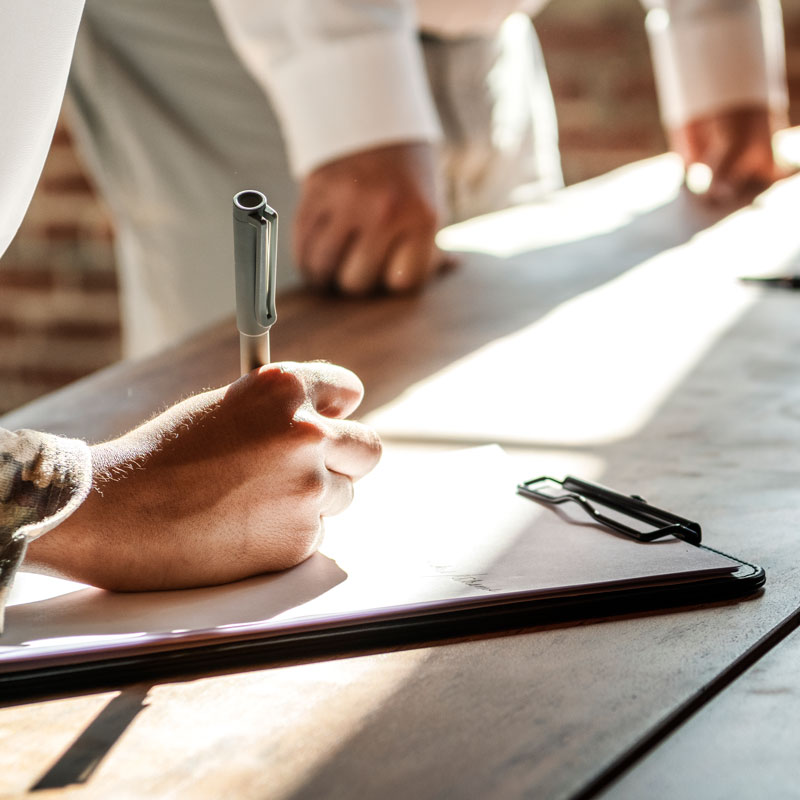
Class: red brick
41,222,85,241
0,365,89,386
40,172,95,194
43,320,120,340
0,319,18,336
49,125,73,147
0,270,54,290
79,270,119,292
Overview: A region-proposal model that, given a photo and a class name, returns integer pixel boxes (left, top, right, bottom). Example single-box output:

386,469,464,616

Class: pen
232,190,278,374
740,275,800,290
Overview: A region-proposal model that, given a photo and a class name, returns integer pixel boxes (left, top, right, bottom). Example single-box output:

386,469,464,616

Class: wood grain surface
598,619,800,799
3,156,800,799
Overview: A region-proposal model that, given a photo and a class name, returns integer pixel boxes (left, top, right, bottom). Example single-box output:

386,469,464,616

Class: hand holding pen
233,190,278,373
27,190,382,591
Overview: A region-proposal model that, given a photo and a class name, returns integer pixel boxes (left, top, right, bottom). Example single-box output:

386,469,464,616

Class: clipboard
0,447,764,699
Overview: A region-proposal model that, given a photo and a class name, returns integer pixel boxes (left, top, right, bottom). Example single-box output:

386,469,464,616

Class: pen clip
517,475,702,545
233,190,278,336
253,202,278,329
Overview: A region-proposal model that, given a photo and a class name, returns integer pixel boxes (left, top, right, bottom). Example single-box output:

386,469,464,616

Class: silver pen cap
232,190,278,373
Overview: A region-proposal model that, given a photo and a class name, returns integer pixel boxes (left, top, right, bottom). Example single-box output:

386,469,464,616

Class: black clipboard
0,449,764,700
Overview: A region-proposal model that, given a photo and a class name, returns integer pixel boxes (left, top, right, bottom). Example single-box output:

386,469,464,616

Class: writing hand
26,363,382,590
294,142,452,294
671,105,785,203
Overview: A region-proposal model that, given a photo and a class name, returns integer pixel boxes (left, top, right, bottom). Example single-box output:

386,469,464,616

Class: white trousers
67,0,562,357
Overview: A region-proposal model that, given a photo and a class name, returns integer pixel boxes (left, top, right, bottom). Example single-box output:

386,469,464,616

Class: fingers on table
384,234,443,292
329,223,441,295
298,210,354,288
336,229,396,295
295,197,444,295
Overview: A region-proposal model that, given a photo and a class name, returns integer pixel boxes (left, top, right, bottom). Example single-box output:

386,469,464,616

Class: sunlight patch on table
437,155,684,258
7,573,86,607
370,181,800,446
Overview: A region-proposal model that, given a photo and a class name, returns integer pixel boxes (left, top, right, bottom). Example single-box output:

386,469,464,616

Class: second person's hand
295,142,452,294
672,105,786,203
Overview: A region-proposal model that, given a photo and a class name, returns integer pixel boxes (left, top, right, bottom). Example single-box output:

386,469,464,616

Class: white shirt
644,0,787,128
0,0,90,631
0,0,787,250
0,0,85,260
211,0,787,177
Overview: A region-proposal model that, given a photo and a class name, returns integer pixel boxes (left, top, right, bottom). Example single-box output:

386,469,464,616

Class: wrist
23,440,130,581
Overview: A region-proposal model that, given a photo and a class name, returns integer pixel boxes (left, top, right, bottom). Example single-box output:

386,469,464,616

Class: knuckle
367,428,383,460
416,201,439,230
255,366,307,407
295,467,327,503
399,204,437,234
336,180,360,206
290,415,327,447
371,190,401,223
353,424,382,462
337,268,376,296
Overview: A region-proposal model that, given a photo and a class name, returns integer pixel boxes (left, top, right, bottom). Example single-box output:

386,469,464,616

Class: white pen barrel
240,331,270,375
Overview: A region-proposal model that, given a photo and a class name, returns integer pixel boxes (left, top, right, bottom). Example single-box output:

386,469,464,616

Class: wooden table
3,154,800,799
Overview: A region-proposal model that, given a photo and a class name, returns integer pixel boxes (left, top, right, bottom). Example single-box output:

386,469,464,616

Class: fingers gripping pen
233,190,278,374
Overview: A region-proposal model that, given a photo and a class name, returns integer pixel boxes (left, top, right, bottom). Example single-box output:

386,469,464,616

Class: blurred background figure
0,0,796,414
645,0,788,199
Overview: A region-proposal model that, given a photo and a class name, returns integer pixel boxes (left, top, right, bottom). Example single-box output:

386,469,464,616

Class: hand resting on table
295,142,452,294
25,362,382,591
672,104,788,202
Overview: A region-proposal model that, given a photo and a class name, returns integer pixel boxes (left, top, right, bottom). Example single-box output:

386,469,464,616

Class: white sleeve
210,0,443,177
0,0,85,259
642,0,788,128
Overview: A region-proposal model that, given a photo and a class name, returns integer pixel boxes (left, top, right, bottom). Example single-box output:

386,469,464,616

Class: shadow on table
16,237,800,799
4,553,346,644
30,683,152,791
277,186,731,416
6,165,800,796
0,177,733,440
280,280,800,800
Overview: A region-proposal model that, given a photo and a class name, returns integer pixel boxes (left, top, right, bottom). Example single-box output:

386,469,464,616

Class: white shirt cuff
237,29,442,177
645,1,787,128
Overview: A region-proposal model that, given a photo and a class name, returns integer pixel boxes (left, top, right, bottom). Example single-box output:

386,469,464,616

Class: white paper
1,447,737,671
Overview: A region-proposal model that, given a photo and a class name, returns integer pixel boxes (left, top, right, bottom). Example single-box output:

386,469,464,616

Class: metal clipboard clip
517,475,702,546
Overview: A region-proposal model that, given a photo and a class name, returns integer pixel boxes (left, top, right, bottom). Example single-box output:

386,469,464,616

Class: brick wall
0,125,120,414
537,0,800,183
2,0,800,415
